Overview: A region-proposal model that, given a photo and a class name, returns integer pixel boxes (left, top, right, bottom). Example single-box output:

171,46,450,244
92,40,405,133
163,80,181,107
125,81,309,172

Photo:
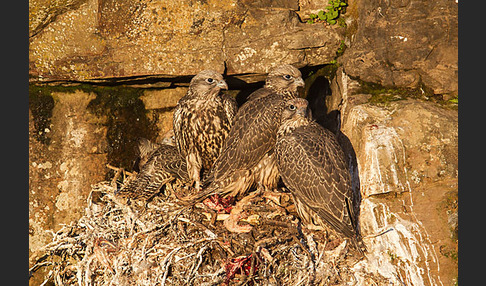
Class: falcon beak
297,107,309,118
294,77,305,88
217,80,228,90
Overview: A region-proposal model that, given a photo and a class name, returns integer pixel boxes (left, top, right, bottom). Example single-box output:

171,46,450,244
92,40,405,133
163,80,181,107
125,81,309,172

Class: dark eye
206,78,214,83
283,74,292,80
289,104,296,110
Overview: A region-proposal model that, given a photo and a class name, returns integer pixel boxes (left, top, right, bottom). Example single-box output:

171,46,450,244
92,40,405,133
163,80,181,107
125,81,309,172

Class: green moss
336,40,347,58
307,0,348,26
29,83,159,171
387,250,398,263
438,190,458,242
29,85,56,144
439,244,458,262
86,85,159,171
355,80,457,109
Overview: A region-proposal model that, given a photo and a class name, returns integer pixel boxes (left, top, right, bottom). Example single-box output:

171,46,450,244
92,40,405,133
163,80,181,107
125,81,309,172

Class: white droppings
34,161,53,169
361,125,409,196
236,47,257,63
391,35,408,42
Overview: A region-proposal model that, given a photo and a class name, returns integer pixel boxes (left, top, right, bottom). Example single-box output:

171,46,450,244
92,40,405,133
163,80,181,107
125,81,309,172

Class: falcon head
278,98,312,135
189,70,228,98
265,64,305,97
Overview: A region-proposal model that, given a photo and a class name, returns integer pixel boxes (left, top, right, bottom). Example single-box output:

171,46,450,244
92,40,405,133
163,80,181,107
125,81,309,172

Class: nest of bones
30,165,367,286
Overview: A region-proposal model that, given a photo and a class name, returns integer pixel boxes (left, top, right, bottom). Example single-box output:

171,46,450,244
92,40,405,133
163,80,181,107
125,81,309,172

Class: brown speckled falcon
116,139,190,200
173,70,237,192
190,94,304,203
244,64,306,193
246,64,305,102
274,98,366,256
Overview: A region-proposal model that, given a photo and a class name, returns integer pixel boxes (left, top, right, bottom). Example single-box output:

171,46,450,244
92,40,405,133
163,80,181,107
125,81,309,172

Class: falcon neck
186,88,221,101
277,116,311,137
264,85,297,100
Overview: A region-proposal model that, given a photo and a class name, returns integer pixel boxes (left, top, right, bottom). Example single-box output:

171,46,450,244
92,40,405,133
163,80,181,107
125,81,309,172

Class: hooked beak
217,80,228,90
296,106,310,118
294,77,305,88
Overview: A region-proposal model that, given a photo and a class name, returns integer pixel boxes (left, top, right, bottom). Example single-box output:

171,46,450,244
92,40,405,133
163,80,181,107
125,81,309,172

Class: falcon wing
117,145,187,200
276,122,356,236
211,93,285,181
221,93,238,126
172,101,187,157
246,87,274,102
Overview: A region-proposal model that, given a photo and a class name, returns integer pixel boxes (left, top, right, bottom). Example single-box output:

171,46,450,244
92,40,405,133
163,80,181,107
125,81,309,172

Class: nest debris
30,169,364,285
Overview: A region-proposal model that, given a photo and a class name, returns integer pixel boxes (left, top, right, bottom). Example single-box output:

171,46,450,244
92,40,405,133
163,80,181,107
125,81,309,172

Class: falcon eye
206,78,214,83
283,74,292,80
289,104,296,110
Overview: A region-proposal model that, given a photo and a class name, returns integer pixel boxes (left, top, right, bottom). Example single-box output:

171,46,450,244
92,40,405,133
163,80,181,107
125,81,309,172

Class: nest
30,169,363,285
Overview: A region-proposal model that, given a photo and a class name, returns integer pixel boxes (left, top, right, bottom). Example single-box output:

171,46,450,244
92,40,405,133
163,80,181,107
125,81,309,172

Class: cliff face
29,0,458,285
29,0,343,82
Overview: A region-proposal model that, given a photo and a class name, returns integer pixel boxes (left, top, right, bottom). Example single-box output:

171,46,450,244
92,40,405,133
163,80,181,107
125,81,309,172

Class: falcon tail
313,207,367,257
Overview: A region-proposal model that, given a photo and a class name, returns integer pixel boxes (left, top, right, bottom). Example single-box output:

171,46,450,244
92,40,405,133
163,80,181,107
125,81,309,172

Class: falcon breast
173,70,237,192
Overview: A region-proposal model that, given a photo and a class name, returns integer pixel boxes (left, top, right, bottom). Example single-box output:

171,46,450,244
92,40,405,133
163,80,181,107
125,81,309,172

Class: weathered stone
224,8,344,76
341,0,458,96
29,90,108,284
239,0,300,10
331,69,458,285
29,0,344,83
140,87,187,143
29,0,87,37
296,0,331,20
140,88,186,110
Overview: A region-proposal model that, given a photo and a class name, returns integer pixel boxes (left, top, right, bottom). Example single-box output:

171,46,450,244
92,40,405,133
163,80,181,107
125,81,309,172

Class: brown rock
29,90,108,283
140,87,187,143
29,0,344,83
341,0,458,96
333,70,458,285
224,8,344,76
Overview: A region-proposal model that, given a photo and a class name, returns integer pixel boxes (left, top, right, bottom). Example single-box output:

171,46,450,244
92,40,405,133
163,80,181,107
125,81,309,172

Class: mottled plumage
246,64,305,102
245,64,305,192
192,94,301,202
134,137,162,171
117,139,189,200
275,98,366,255
173,70,237,191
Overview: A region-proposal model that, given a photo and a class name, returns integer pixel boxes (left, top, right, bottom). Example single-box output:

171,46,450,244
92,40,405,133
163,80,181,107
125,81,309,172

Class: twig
160,247,182,286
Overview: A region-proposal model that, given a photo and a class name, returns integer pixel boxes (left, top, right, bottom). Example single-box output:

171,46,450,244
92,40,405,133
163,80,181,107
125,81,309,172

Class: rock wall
29,0,343,82
342,0,458,97
334,68,458,285
29,0,458,285
29,90,108,281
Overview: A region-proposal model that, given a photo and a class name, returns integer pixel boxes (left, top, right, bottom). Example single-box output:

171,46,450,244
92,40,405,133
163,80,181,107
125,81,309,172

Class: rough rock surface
29,90,108,281
29,0,458,285
342,0,458,97
331,69,458,285
29,0,343,82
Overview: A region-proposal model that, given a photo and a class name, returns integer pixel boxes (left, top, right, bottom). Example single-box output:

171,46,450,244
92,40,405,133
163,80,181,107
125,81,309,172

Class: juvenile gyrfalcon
190,93,302,202
275,98,366,255
246,64,305,102
173,70,237,192
116,140,190,200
